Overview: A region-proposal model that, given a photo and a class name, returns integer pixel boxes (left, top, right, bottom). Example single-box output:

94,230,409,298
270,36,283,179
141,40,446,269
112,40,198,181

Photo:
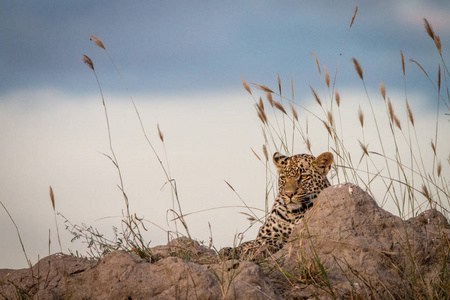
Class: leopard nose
286,192,294,198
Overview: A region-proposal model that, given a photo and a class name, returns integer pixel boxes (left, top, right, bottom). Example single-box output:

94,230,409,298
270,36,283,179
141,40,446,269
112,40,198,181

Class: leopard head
273,152,334,205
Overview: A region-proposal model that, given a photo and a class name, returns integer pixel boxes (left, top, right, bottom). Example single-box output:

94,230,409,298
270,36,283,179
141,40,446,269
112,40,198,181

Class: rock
1,183,449,299
0,240,275,299
276,183,450,299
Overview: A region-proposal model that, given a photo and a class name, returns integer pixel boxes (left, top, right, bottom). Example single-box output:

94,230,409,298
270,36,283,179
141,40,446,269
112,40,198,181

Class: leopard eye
300,174,309,180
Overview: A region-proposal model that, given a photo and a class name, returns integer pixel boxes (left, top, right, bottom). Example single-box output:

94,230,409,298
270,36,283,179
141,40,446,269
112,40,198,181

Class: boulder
276,183,450,299
1,183,448,299
0,238,275,299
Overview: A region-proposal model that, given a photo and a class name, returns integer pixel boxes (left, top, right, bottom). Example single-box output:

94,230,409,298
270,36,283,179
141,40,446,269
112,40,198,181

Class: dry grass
75,12,450,300
84,9,450,298
351,57,363,80
3,5,448,299
234,9,449,297
49,186,62,254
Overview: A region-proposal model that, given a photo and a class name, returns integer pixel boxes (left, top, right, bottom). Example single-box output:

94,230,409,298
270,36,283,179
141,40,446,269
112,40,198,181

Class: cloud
0,89,264,268
396,1,450,36
1,87,448,268
1,0,448,270
3,1,442,98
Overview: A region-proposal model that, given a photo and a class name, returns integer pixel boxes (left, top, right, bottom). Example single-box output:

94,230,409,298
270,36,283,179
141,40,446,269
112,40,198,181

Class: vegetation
1,6,448,299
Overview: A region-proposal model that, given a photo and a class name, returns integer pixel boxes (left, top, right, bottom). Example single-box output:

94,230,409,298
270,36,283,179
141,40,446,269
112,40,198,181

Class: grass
1,6,449,299
243,24,449,220
236,10,449,298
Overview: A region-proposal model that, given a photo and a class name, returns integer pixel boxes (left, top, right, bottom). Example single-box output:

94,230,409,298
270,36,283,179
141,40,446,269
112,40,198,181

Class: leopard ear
273,152,287,172
314,152,334,175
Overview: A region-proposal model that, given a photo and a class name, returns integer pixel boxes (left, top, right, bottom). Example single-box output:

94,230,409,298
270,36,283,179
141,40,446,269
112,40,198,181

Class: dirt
1,183,449,299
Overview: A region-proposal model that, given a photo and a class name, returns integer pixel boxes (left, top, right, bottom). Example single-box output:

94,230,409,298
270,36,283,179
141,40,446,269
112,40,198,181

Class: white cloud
0,87,448,268
396,1,450,36
0,89,265,268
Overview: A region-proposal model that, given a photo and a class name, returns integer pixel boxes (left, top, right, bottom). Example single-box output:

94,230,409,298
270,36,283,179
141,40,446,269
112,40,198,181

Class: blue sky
1,1,449,97
1,1,449,269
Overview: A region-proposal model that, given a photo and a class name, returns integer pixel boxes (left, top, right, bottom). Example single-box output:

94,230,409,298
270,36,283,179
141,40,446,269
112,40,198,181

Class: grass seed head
358,140,369,156
431,141,436,155
243,213,256,222
241,76,252,95
82,55,94,70
251,148,262,162
306,138,311,152
322,121,332,136
335,91,340,107
434,35,442,55
358,106,364,127
406,101,415,126
255,84,274,94
327,110,333,126
350,6,358,28
423,18,435,40
309,85,322,106
437,161,442,177
400,51,405,76
394,115,402,130
274,101,287,115
89,34,106,50
49,186,55,210
387,98,394,123
290,103,299,121
422,184,431,200
157,124,164,142
311,51,321,75
409,59,428,77
262,129,268,144
266,92,274,107
262,144,269,161
259,97,264,111
278,74,282,94
324,65,330,88
351,57,363,80
255,98,268,124
225,180,235,192
379,81,386,100
255,104,268,124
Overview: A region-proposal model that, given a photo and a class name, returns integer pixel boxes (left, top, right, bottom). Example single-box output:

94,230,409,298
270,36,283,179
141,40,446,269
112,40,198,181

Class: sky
1,1,449,269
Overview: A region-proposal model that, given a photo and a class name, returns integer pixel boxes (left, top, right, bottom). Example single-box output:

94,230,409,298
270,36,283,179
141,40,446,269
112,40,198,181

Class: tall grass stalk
88,35,190,238
242,13,449,298
0,201,31,269
49,186,63,253
245,15,449,220
81,55,128,217
81,54,155,261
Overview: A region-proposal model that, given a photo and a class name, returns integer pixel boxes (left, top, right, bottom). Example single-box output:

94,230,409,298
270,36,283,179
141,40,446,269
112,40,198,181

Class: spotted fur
223,151,333,259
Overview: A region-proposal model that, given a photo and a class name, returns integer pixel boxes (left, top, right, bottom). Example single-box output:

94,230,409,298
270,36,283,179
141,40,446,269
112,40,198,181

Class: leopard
221,151,334,259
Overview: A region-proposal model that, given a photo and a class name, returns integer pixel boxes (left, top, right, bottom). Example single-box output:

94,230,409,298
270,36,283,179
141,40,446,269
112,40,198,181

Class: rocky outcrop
0,238,276,299
276,183,450,299
1,183,449,299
